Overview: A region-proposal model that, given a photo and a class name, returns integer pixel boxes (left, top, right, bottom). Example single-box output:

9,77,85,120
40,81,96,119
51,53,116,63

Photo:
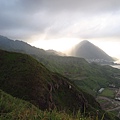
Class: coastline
111,64,120,69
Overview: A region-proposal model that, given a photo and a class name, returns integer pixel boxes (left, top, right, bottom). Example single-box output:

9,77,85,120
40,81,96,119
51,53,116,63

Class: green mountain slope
0,35,64,56
1,89,94,120
0,35,119,97
0,89,43,120
0,50,119,120
0,36,120,118
34,55,120,96
0,50,100,113
2,89,118,120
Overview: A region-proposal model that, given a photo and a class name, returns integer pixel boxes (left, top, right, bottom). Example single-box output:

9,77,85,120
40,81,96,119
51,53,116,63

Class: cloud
0,0,120,42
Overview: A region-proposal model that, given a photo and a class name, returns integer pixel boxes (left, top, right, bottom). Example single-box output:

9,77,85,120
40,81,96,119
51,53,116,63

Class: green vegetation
0,36,120,97
0,50,98,114
0,50,119,120
97,99,108,104
111,110,120,118
0,89,90,120
0,89,118,120
99,88,115,98
34,55,120,96
0,89,42,120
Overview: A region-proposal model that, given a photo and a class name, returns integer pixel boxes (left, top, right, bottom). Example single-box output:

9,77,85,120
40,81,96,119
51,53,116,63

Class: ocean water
111,65,120,69
111,59,120,69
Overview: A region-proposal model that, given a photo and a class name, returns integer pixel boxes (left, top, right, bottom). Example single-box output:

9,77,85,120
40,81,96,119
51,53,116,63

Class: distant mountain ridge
46,49,66,56
71,40,114,62
0,35,119,96
0,35,120,119
0,49,119,120
0,35,64,56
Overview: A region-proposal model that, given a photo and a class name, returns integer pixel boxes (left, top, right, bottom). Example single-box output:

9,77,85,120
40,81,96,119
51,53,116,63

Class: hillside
71,40,114,62
0,36,119,97
0,35,64,56
1,89,118,120
34,55,120,96
0,50,100,113
0,49,118,120
0,89,43,120
1,89,95,120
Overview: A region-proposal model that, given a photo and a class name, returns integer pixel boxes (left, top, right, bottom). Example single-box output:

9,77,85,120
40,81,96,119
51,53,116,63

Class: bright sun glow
30,37,120,60
91,40,120,59
30,38,80,52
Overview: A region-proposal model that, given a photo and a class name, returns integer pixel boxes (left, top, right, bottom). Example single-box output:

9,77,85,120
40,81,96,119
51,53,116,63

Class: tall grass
1,89,107,120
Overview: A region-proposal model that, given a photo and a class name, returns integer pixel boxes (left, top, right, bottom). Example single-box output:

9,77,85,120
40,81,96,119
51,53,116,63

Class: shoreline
111,64,120,69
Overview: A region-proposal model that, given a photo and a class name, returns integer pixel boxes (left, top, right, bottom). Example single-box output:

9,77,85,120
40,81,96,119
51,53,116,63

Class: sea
111,60,120,69
111,65,120,69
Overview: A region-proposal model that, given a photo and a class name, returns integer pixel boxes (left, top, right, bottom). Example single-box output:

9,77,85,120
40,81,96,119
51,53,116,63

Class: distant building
98,88,104,93
109,84,116,88
115,97,120,101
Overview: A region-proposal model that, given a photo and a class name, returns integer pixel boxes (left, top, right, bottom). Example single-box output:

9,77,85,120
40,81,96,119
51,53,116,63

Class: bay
111,65,120,69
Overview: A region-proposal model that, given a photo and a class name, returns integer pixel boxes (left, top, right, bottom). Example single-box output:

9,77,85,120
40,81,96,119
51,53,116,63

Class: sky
0,0,120,60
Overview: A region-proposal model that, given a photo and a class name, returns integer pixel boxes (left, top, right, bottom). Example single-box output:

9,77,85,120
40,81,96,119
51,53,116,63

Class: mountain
0,89,43,119
0,35,64,57
0,49,118,120
0,36,120,119
0,35,119,97
34,54,120,96
46,49,66,56
0,50,100,112
71,40,114,62
1,89,88,120
1,89,118,120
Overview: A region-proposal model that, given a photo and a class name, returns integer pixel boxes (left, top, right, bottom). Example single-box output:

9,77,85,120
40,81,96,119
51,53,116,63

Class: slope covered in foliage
0,50,118,120
0,36,119,97
0,50,98,112
34,55,120,96
1,89,95,120
0,35,64,56
2,89,118,120
0,89,43,120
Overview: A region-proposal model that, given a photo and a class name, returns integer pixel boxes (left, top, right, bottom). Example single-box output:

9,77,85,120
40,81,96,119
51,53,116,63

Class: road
96,96,120,111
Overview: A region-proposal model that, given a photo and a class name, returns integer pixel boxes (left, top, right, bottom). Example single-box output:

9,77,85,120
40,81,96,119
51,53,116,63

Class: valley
1,1,120,119
0,36,120,119
96,87,120,118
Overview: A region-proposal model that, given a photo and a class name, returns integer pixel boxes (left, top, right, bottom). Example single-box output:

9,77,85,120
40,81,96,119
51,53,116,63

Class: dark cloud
0,0,120,42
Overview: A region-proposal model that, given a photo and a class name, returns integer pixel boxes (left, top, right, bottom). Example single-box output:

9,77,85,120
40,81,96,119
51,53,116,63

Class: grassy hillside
0,35,63,56
0,89,43,120
0,36,119,97
0,50,118,120
2,89,118,120
0,50,99,112
34,55,120,96
1,89,94,120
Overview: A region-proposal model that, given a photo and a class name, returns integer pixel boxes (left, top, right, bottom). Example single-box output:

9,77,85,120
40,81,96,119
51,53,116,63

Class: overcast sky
0,0,120,59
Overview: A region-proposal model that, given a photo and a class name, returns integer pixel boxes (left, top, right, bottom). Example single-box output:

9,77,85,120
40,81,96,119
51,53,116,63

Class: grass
110,110,120,118
34,55,120,97
0,89,104,120
0,50,119,120
97,99,108,104
100,88,115,98
0,50,101,113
